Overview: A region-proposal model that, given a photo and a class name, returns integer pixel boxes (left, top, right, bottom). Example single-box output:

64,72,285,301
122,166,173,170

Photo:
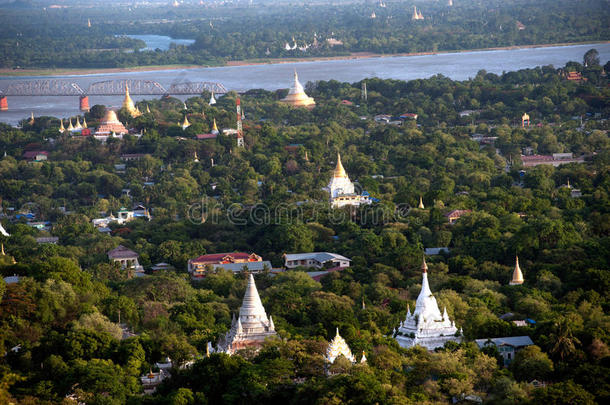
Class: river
0,43,608,125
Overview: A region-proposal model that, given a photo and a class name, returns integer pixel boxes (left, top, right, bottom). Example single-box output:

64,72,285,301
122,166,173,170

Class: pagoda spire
59,119,65,133
67,119,74,131
211,118,219,134
510,255,524,285
181,115,190,130
418,196,425,209
82,117,87,129
333,153,348,178
209,91,216,105
239,273,267,320
421,256,428,273
75,116,82,129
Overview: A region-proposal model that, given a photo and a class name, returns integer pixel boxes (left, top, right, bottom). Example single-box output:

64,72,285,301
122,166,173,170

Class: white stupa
213,274,276,355
394,258,461,350
280,70,315,108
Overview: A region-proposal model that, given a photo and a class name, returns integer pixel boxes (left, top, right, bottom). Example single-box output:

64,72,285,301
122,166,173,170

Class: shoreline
0,41,607,77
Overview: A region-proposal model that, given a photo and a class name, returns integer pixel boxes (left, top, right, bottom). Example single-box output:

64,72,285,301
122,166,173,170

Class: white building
394,258,462,350
212,274,277,355
327,154,371,208
284,252,351,269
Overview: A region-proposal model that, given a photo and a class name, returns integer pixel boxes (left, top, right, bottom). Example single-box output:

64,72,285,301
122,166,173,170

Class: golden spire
59,119,65,133
422,256,428,273
88,18,91,27
122,82,138,116
67,119,74,131
1,243,5,255
418,196,425,209
182,115,190,129
211,118,218,133
146,105,151,114
510,255,524,285
333,153,348,178
75,116,82,129
29,112,34,125
82,117,87,129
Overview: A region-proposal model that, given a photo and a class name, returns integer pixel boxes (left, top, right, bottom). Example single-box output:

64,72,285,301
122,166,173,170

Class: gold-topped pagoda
59,119,65,133
280,70,315,108
211,118,219,135
181,115,191,130
122,84,141,118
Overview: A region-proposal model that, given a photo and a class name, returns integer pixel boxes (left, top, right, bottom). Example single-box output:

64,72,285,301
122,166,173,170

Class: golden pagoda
82,117,87,129
122,83,141,117
146,105,151,114
510,256,524,285
333,153,348,178
521,113,530,127
87,18,91,28
75,117,82,129
211,118,219,134
67,119,74,131
29,112,34,125
59,119,65,133
418,196,425,209
280,70,315,108
181,115,191,130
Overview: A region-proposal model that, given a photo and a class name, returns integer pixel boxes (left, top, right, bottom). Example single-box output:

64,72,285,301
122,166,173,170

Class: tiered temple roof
95,110,128,135
394,257,461,350
327,153,371,208
325,328,355,363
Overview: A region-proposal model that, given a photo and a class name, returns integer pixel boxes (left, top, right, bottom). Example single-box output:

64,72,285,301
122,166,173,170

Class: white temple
325,328,355,364
394,258,461,350
213,273,276,355
327,153,371,208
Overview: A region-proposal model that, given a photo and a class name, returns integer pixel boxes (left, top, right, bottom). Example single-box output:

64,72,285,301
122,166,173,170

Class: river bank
1,41,607,78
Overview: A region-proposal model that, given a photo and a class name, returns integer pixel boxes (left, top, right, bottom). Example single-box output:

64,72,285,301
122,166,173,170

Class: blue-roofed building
475,336,534,366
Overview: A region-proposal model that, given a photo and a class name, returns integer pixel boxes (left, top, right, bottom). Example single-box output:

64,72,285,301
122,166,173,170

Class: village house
475,336,534,366
188,252,270,278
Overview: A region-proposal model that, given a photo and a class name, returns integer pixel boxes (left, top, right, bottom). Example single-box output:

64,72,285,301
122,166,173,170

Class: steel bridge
0,79,228,96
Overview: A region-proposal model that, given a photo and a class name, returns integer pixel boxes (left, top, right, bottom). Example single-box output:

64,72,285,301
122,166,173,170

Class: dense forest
0,52,609,403
0,0,608,68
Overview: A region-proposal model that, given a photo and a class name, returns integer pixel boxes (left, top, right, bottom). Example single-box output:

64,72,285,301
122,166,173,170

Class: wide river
0,43,608,125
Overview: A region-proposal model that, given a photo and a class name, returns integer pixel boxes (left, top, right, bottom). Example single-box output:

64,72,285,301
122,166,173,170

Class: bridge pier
79,95,90,112
0,96,7,111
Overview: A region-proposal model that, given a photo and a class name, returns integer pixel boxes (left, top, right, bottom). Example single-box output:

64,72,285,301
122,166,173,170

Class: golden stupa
333,153,348,178
418,196,425,209
211,118,219,134
181,115,191,130
122,83,141,117
59,119,65,133
280,70,315,108
67,119,74,131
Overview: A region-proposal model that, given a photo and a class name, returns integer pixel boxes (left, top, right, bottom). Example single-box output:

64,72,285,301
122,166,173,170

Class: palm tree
549,316,581,361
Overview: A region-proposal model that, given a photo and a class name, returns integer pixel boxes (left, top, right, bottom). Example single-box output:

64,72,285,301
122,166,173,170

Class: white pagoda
213,274,276,355
280,70,315,108
327,153,371,208
325,328,355,364
394,258,461,350
510,255,524,285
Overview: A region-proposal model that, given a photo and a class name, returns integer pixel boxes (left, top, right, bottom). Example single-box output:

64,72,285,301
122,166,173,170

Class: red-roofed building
23,150,48,162
564,71,587,83
340,100,353,106
400,113,418,120
188,252,262,277
195,133,217,140
444,209,472,224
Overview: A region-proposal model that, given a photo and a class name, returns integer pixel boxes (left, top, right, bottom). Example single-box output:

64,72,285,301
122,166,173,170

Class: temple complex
122,84,142,118
510,256,524,285
327,153,371,208
280,71,315,108
213,273,276,354
394,258,461,350
95,109,128,136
